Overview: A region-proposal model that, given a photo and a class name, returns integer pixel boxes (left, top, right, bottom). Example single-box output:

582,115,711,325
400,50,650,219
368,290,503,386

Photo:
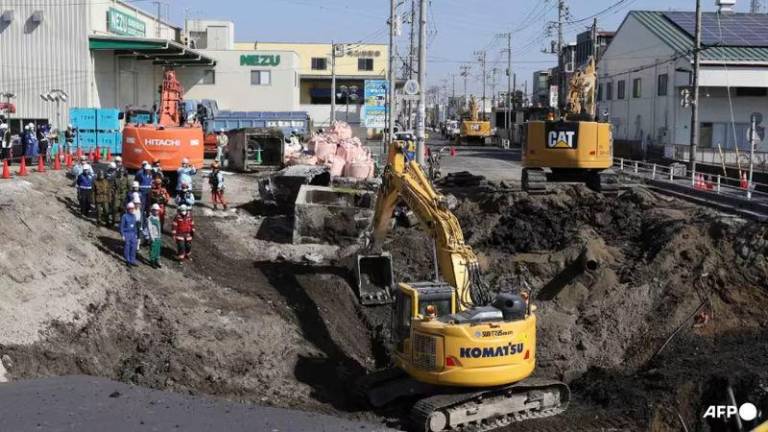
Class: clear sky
153,0,754,99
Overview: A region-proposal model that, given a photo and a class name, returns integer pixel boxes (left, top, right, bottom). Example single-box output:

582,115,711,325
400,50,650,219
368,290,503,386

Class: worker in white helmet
76,164,94,216
145,203,163,268
120,202,140,267
215,128,228,164
176,157,197,193
171,204,195,261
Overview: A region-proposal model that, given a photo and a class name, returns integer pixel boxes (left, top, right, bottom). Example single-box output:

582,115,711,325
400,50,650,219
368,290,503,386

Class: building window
597,83,603,101
199,70,215,85
251,70,271,86
358,58,374,71
736,87,768,97
632,78,641,98
606,82,613,100
311,57,327,70
617,80,626,100
657,73,668,96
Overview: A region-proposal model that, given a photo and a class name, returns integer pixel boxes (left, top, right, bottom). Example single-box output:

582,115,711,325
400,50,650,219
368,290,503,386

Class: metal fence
615,157,768,202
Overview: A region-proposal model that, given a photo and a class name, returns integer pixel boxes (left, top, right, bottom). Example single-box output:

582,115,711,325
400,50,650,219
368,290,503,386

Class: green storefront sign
240,55,281,67
107,8,146,37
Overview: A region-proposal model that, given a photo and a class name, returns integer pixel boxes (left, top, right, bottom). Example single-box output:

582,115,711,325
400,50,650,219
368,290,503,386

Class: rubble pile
285,121,374,180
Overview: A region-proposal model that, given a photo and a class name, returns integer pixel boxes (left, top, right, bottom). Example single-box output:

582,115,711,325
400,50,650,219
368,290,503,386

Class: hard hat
133,196,141,204
80,155,88,161
179,204,188,211
142,162,151,169
82,164,92,172
151,203,161,211
181,157,190,165
219,128,225,133
127,202,136,209
114,156,122,162
67,124,73,129
0,123,7,129
108,162,117,169
132,181,140,189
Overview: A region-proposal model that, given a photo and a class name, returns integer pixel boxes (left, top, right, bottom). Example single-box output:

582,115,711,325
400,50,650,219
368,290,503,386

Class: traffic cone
740,172,748,189
76,148,83,159
37,155,45,173
105,147,111,161
18,157,27,176
88,149,95,162
94,146,101,162
53,153,62,171
1,160,10,179
450,146,457,157
65,153,73,169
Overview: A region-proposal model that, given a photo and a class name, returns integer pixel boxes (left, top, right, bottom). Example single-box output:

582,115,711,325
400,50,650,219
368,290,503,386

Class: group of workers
73,156,228,268
0,120,77,162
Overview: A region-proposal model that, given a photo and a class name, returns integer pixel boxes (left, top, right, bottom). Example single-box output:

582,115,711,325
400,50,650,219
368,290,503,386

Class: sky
146,0,755,99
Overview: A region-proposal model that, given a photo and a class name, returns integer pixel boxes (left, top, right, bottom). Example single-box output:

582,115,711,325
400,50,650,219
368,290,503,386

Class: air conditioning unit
334,44,346,57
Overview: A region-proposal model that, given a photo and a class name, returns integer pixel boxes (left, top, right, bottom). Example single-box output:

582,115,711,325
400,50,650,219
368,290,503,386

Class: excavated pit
2,172,767,431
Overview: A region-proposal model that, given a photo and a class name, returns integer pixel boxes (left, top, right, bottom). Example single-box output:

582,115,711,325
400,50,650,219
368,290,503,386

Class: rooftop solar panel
663,11,768,47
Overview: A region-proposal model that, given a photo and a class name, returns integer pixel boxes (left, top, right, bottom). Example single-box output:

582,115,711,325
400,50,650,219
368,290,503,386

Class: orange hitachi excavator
122,69,204,196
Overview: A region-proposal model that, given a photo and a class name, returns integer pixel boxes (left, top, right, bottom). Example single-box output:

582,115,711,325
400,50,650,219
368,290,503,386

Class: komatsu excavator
522,57,617,193
356,140,569,432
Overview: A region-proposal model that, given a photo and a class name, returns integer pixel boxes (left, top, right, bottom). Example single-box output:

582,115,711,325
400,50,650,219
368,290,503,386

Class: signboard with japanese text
107,8,146,37
363,80,388,129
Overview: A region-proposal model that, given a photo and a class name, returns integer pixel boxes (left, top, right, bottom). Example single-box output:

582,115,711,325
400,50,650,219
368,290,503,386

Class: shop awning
89,35,216,66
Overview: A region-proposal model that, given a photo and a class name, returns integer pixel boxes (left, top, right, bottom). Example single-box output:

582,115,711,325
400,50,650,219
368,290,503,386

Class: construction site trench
1,169,767,431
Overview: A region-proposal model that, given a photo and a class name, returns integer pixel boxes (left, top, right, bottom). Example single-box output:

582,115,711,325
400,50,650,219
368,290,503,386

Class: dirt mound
387,184,768,430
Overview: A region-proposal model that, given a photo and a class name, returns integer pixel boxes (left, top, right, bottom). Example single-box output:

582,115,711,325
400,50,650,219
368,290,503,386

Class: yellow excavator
522,57,617,193
355,140,569,431
458,96,492,145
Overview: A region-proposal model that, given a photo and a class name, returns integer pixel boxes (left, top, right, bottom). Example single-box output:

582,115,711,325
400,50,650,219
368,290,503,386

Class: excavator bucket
354,253,394,305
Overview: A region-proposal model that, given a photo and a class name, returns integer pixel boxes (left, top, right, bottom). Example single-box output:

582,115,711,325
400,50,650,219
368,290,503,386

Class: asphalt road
0,376,394,432
428,137,522,183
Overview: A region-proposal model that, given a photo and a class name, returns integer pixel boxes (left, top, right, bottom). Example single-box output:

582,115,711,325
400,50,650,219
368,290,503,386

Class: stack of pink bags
302,121,375,180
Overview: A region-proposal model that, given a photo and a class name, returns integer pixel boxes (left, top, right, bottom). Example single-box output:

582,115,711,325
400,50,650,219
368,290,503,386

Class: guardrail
615,157,768,202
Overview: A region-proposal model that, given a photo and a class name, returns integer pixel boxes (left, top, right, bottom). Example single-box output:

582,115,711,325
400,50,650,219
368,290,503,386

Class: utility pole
690,0,701,177
408,0,417,130
331,42,338,124
416,0,427,165
557,0,566,109
474,50,487,120
490,68,498,110
460,65,471,111
498,32,512,144
387,0,397,147
751,0,763,13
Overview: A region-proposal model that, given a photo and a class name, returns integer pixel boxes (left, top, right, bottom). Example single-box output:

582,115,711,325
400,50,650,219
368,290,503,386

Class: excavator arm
365,141,491,309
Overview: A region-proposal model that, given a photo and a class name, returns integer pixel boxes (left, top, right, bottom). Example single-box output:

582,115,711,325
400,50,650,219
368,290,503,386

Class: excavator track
522,168,548,194
410,378,570,432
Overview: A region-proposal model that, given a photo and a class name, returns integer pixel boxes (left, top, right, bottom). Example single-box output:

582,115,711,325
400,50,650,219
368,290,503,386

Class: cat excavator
355,140,569,431
522,57,617,193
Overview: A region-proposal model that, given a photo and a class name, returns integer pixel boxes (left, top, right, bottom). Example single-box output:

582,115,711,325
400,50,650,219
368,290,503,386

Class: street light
336,85,359,123
39,89,68,155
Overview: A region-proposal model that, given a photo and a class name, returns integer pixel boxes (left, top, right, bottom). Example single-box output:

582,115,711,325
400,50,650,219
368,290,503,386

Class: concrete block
293,185,376,246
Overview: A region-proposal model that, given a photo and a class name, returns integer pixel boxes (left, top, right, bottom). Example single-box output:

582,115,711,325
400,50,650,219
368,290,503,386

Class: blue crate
76,131,97,149
96,131,122,155
70,108,97,130
96,108,120,131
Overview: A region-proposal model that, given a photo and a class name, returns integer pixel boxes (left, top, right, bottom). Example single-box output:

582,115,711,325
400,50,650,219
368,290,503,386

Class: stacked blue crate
69,108,123,155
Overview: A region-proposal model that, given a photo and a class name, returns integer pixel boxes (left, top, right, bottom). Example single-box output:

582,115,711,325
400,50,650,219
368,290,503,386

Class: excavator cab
392,282,455,354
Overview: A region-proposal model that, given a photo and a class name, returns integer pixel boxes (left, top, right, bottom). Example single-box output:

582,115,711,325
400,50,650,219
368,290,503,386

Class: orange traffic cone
76,148,83,159
450,146,457,157
740,172,748,189
37,155,46,172
65,153,73,169
94,146,101,162
105,148,112,161
1,160,10,179
88,149,95,162
53,153,62,171
18,157,27,176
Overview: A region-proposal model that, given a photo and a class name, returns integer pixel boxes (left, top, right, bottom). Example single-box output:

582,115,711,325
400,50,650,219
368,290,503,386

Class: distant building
597,10,768,164
532,69,553,108
235,41,389,127
575,29,615,69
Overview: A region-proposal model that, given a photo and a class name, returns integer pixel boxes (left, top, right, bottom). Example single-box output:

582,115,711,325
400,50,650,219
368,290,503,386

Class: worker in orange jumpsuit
171,204,195,260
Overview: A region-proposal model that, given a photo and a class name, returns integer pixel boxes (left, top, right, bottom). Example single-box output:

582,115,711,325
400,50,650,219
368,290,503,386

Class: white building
178,50,301,112
597,10,768,166
0,0,216,133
